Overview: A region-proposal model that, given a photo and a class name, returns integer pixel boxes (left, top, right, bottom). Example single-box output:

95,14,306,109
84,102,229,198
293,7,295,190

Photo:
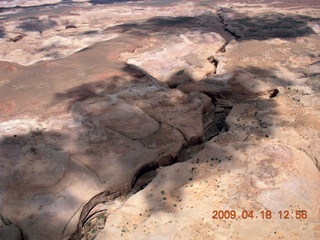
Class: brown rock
0,1,320,240
269,88,279,98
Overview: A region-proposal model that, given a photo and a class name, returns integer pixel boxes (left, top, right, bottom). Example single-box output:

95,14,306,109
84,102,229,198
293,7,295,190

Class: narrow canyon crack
70,95,233,240
69,10,238,238
217,8,242,40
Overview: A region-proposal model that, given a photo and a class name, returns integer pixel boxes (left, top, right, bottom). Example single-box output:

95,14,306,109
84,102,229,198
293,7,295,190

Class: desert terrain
0,0,319,239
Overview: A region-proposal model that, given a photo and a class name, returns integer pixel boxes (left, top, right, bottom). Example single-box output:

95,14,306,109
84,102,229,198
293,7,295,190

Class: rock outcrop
0,0,319,239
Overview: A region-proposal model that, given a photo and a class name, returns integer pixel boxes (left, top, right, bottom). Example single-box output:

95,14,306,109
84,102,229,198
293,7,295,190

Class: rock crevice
0,1,320,240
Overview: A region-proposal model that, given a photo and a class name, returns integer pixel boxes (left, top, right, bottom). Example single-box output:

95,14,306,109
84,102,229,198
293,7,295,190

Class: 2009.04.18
212,210,308,220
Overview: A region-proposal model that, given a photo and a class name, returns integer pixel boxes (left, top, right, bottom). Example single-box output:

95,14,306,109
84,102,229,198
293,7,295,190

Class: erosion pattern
0,0,320,239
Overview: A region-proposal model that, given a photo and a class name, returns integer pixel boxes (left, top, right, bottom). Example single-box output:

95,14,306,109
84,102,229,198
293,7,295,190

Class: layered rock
97,141,320,239
0,0,320,240
97,1,320,240
122,31,226,86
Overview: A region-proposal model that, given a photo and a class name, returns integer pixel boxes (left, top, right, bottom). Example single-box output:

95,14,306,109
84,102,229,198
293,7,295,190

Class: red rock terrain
0,0,319,239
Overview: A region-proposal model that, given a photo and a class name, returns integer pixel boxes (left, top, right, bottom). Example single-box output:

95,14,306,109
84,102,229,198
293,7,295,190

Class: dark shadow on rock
53,66,217,238
54,76,136,105
176,66,290,100
0,131,82,240
104,10,319,41
55,81,104,103
105,16,196,34
89,0,182,5
0,113,166,239
219,10,319,40
52,69,187,235
89,0,134,4
18,17,57,33
0,26,5,38
0,24,7,37
103,13,231,40
0,63,289,239
241,66,291,86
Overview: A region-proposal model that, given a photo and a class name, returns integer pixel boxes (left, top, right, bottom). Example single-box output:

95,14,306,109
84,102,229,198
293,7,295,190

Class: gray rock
0,215,22,240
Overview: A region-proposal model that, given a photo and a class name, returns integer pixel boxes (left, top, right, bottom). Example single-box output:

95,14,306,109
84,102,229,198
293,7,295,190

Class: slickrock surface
0,0,319,240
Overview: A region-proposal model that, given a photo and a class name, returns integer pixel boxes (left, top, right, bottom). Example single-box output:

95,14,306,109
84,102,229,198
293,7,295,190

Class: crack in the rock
217,9,242,40
207,55,219,67
203,106,232,142
315,157,319,171
70,18,236,237
69,191,124,240
224,28,242,40
70,96,233,240
207,55,219,74
128,97,232,189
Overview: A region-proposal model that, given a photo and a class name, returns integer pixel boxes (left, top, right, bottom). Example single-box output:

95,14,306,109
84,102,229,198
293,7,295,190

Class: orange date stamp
212,210,308,220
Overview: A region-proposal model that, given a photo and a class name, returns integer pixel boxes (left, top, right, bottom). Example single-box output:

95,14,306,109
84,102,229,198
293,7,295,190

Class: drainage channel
132,101,232,191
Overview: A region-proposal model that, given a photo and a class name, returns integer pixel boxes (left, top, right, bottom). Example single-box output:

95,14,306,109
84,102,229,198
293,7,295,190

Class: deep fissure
73,95,233,239
217,8,242,40
71,7,237,239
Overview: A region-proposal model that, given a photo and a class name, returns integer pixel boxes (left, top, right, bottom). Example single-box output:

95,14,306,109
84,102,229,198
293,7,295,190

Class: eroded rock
98,140,320,239
0,0,320,240
123,31,226,87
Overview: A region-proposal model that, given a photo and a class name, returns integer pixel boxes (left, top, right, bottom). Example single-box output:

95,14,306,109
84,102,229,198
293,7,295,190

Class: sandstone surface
0,0,319,240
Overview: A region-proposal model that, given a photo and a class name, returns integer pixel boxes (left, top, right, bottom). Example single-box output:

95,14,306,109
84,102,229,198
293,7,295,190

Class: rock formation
0,0,319,239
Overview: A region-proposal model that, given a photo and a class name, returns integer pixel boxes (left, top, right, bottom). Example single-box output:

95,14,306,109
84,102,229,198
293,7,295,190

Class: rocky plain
0,0,320,239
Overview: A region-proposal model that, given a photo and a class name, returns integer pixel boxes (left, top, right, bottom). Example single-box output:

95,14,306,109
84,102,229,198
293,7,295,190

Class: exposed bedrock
0,28,230,239
0,0,320,240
